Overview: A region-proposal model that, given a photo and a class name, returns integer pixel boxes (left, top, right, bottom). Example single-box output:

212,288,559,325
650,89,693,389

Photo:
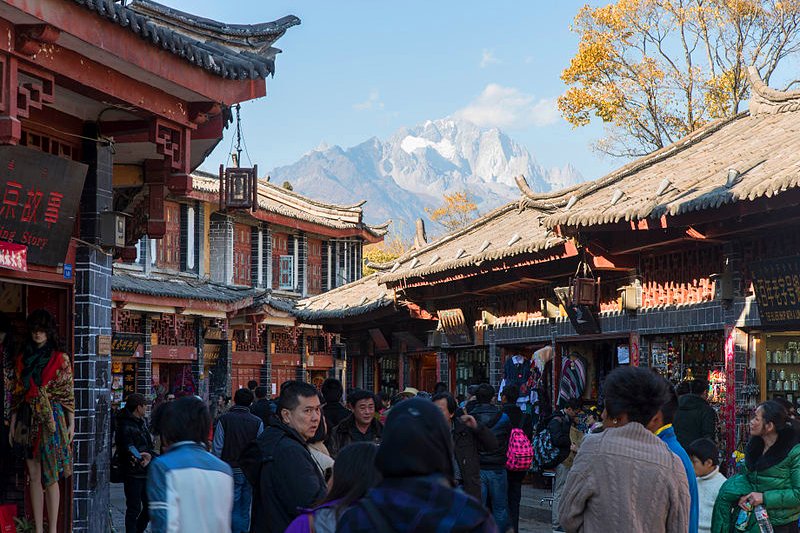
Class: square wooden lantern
219,164,258,211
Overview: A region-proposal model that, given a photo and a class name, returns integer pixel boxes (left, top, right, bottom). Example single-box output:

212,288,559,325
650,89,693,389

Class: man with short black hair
330,388,383,456
250,386,275,427
321,377,350,431
240,381,327,533
247,379,258,392
117,393,156,533
467,383,511,531
213,388,263,533
147,397,233,533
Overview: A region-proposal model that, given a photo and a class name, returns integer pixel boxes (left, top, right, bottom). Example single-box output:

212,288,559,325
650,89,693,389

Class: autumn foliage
425,191,479,233
559,0,800,157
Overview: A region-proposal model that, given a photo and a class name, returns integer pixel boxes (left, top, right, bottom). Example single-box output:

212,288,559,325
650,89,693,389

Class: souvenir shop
149,314,198,398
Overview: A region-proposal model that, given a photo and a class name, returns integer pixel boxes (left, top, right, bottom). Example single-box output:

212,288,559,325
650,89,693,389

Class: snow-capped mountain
268,118,584,238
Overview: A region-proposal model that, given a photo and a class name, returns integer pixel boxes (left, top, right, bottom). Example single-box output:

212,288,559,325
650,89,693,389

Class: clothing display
11,347,74,487
558,353,587,407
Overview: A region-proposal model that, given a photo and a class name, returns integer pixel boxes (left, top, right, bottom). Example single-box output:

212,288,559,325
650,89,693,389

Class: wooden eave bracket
15,25,61,57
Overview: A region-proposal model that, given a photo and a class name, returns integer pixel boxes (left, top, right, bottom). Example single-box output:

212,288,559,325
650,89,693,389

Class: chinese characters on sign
751,256,800,324
0,146,88,266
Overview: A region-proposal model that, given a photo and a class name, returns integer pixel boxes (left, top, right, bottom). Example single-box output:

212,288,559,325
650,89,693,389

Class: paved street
111,482,556,532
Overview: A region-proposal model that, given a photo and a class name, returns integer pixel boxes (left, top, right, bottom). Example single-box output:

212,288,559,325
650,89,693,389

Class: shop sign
752,255,800,324
0,241,26,272
151,345,197,361
123,362,136,396
554,287,601,335
439,308,472,346
112,334,144,358
96,335,112,356
0,145,88,266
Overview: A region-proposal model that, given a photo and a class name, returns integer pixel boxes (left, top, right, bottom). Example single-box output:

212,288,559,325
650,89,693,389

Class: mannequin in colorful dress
8,310,74,533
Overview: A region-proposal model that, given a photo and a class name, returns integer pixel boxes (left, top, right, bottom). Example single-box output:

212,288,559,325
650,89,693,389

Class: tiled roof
377,202,566,284
74,0,300,80
112,270,260,304
293,274,395,322
536,69,800,229
192,171,390,237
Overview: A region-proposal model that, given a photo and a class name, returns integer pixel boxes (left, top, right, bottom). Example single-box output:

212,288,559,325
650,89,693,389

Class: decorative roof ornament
454,248,466,259
565,195,578,211
390,262,400,273
477,240,491,253
656,178,672,197
428,254,440,265
409,257,420,269
610,189,625,206
358,296,369,306
726,168,742,188
748,65,800,116
507,234,521,246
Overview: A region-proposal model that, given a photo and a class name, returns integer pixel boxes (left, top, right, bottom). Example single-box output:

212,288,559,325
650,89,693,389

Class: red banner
0,241,26,272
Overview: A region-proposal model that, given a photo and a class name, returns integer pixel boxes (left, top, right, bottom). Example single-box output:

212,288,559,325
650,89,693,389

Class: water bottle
734,506,751,531
754,505,774,533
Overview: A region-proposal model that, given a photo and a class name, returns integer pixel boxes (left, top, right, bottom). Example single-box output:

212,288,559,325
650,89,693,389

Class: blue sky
168,1,615,181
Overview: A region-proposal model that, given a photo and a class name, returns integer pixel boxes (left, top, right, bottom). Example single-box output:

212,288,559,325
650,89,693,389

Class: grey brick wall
73,132,113,533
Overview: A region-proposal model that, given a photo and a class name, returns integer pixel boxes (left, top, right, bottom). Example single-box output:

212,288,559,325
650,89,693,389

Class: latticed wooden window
156,202,181,270
279,255,294,290
307,238,322,295
233,223,251,286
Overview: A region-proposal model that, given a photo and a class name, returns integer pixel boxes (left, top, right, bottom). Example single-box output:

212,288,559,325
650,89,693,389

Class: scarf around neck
21,341,54,390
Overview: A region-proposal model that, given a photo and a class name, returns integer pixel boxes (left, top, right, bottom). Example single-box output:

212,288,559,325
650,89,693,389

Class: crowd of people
111,366,800,533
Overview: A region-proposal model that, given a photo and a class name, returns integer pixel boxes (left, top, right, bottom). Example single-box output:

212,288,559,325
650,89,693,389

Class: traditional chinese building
0,0,300,531
297,69,800,466
111,170,388,405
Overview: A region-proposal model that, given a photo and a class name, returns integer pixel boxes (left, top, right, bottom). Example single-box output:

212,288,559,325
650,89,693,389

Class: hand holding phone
128,445,143,462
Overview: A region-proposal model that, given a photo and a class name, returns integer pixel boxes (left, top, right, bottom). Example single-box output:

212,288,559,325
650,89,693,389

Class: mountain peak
271,117,584,238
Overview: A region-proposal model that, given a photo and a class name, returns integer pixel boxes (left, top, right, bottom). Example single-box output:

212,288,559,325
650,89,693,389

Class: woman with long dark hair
285,442,381,533
8,309,73,533
711,400,800,533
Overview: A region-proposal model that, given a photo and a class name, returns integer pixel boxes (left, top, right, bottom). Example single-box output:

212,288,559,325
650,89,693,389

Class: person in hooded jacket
240,380,327,533
433,392,498,501
711,400,800,533
116,393,156,533
336,397,498,533
674,379,717,450
467,383,512,532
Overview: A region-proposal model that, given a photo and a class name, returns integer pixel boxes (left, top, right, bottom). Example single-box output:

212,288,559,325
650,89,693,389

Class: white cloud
480,49,500,68
353,91,385,111
454,84,560,129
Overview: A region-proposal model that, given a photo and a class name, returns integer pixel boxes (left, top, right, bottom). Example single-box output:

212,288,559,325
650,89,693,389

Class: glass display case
765,334,800,403
455,348,488,398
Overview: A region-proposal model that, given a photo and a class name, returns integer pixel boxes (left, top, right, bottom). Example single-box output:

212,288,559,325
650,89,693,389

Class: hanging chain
234,103,243,168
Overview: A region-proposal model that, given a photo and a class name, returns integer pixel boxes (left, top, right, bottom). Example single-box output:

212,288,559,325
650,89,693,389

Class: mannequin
499,353,532,408
8,310,74,533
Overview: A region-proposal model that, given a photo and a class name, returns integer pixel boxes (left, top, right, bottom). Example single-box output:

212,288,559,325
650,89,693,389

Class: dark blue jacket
467,403,511,470
658,424,699,533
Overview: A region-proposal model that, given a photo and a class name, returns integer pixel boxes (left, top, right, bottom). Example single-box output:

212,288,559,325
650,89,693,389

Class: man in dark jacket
330,389,383,456
212,388,263,533
466,383,512,531
501,385,534,533
249,385,275,427
116,393,156,533
337,398,497,532
673,379,717,449
433,392,498,501
321,378,350,432
240,381,327,533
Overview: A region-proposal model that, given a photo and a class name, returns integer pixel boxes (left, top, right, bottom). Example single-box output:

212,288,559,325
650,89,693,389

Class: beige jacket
558,422,690,533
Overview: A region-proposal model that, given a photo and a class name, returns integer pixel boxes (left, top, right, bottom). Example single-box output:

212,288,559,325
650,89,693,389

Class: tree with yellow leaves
425,191,479,233
362,234,411,276
560,0,800,158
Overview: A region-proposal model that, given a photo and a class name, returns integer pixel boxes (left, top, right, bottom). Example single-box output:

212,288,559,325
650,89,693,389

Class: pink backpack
506,427,534,471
